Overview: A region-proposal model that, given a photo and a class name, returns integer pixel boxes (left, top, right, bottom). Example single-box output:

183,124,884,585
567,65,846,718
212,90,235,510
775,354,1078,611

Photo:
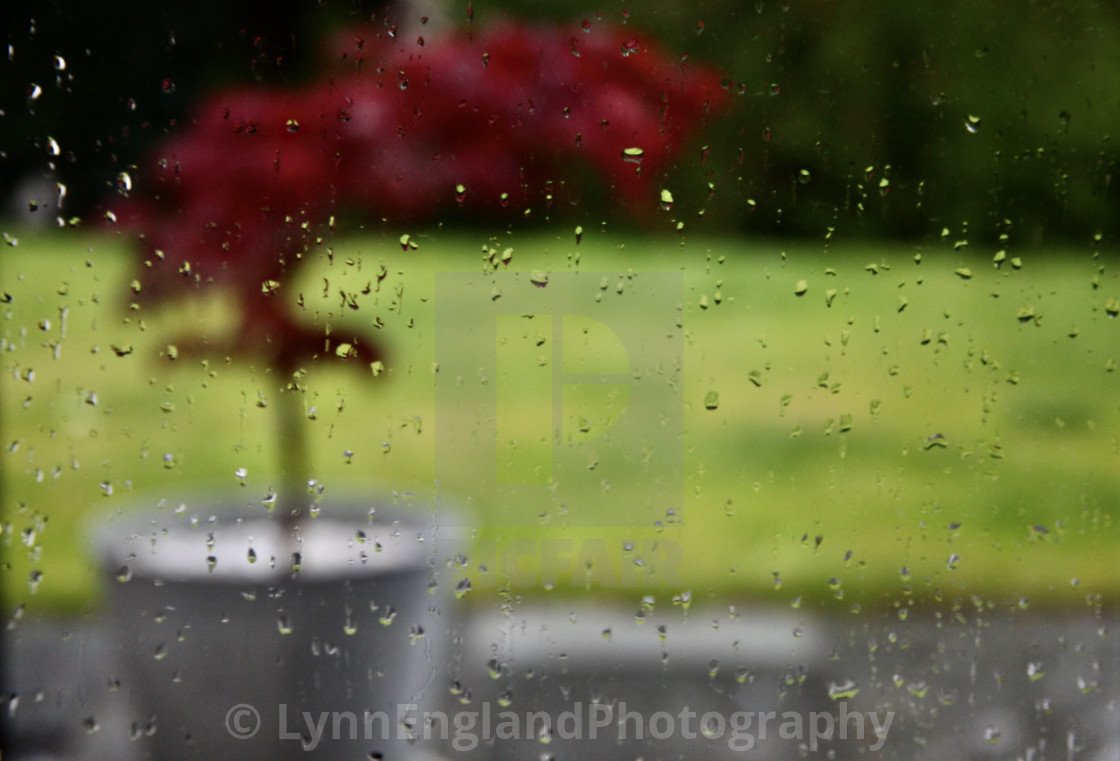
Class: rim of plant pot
94,488,463,585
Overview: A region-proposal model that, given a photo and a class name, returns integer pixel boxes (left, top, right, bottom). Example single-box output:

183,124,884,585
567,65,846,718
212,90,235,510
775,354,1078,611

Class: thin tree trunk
275,377,309,568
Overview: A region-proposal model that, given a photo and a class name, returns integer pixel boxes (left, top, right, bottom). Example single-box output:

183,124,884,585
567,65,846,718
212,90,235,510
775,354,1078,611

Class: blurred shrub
115,21,726,370
492,0,1120,244
3,0,1118,244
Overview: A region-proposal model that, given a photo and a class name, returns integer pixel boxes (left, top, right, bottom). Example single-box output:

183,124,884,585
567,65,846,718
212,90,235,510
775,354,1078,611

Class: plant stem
276,376,310,539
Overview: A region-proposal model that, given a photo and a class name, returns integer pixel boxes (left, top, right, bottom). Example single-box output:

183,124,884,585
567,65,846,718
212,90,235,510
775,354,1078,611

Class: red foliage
120,22,728,372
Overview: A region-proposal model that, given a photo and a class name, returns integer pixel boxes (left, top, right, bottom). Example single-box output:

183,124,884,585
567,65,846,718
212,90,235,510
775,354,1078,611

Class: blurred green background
2,229,1117,615
1,0,1118,618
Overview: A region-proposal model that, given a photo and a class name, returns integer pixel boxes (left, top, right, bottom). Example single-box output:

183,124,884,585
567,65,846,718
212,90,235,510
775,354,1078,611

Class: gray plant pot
97,496,461,761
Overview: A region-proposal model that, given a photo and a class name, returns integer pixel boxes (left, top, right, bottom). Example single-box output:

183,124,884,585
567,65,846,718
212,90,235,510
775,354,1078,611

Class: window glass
2,2,1116,759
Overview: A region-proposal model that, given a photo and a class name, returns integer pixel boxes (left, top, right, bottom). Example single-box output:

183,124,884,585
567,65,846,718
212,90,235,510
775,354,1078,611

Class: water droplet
620,39,639,56
116,565,132,583
529,270,549,288
828,680,860,699
947,553,960,570
703,391,720,410
659,189,674,211
622,147,644,164
794,279,809,296
965,115,982,133
924,433,947,449
984,725,1001,744
798,169,811,184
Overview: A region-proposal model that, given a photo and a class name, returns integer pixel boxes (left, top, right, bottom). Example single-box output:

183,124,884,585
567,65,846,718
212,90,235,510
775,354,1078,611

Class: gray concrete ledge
4,605,1118,760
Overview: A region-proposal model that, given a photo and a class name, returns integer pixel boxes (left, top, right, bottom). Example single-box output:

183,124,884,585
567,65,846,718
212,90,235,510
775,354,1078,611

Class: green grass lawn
2,227,1117,616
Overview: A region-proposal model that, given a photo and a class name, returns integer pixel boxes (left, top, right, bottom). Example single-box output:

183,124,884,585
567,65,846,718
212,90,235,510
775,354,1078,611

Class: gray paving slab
3,605,1117,760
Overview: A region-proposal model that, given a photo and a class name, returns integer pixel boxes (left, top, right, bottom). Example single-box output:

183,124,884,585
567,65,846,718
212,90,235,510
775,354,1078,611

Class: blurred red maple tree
117,21,728,372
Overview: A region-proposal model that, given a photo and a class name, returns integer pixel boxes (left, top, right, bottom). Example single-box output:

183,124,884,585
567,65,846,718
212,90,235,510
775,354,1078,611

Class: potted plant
99,18,727,760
